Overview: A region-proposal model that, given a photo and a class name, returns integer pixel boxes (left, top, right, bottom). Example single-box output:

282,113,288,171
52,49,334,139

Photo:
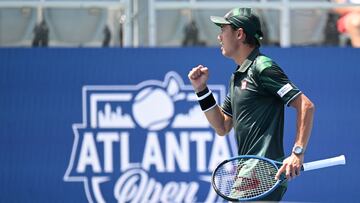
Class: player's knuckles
201,67,209,73
190,67,199,73
291,168,297,177
291,163,300,170
188,73,195,80
189,69,200,78
193,66,201,72
286,165,292,178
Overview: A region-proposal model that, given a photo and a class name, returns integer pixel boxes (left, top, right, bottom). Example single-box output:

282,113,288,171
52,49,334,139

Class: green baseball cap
210,8,263,42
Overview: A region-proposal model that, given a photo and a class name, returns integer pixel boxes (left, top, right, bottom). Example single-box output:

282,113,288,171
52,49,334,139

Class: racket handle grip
302,155,346,171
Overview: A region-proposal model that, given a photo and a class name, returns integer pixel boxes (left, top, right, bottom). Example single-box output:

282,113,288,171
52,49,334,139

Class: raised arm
188,65,233,136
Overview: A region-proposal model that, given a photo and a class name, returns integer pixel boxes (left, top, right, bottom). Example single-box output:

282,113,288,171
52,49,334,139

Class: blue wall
0,48,359,202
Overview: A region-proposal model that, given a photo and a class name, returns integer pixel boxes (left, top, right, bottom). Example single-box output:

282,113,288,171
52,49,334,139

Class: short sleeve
221,92,233,117
259,66,301,106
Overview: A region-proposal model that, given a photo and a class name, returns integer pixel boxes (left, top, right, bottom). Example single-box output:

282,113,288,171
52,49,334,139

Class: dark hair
230,25,261,47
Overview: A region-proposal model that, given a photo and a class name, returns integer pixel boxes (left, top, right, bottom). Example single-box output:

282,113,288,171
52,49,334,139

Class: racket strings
214,158,278,200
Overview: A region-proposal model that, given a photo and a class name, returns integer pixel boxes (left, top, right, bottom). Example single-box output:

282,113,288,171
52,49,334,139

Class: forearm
292,94,315,150
188,66,233,136
276,94,315,180
204,105,233,136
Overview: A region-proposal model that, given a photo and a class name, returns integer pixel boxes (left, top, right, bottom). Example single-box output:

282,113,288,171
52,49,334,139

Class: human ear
237,28,245,40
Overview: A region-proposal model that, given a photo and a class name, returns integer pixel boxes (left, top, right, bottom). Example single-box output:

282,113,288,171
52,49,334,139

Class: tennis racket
211,155,346,201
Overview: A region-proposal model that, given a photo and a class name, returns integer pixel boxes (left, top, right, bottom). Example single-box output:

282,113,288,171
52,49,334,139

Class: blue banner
0,48,359,202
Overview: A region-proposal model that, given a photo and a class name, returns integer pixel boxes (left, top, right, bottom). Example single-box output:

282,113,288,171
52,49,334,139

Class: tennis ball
132,87,174,131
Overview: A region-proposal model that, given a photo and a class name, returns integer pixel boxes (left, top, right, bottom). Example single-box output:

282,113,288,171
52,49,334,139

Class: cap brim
210,16,231,27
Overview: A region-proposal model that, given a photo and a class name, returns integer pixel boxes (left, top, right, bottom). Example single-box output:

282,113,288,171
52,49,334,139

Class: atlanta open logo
64,71,235,202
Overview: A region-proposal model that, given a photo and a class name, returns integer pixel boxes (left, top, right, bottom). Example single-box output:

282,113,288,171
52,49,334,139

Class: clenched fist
188,65,209,92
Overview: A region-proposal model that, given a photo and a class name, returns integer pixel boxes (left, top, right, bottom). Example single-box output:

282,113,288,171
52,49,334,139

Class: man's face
217,24,241,58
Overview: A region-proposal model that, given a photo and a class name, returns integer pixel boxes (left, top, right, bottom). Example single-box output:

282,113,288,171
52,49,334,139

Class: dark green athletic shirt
221,48,301,161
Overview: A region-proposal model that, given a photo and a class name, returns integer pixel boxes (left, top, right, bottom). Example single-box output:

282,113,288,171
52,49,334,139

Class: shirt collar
235,48,260,73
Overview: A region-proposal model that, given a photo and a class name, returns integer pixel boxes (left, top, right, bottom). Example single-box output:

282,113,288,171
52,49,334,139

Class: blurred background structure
0,0,359,47
1,1,360,203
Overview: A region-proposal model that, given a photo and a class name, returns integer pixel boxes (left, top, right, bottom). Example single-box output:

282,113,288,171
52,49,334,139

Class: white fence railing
0,0,132,47
149,0,360,47
1,0,360,47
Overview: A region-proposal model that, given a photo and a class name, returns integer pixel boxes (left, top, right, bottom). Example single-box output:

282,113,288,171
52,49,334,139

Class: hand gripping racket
211,155,346,201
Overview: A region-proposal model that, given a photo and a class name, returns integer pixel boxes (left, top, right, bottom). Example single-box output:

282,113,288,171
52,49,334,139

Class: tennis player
188,8,315,201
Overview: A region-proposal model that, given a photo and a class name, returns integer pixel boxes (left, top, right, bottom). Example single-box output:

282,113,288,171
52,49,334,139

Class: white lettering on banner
77,132,101,173
64,72,235,202
142,132,166,172
120,132,140,171
75,131,231,173
190,132,213,172
209,135,231,171
97,132,119,173
114,168,198,203
165,132,190,172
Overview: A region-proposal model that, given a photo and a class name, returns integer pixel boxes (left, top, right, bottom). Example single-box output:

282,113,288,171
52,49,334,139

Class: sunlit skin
217,25,254,66
188,22,314,182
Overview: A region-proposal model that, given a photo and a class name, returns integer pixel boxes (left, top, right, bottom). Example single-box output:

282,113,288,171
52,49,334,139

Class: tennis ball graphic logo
132,87,174,131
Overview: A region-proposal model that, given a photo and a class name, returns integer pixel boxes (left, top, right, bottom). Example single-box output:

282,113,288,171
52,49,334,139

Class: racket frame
212,154,346,201
211,155,283,201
